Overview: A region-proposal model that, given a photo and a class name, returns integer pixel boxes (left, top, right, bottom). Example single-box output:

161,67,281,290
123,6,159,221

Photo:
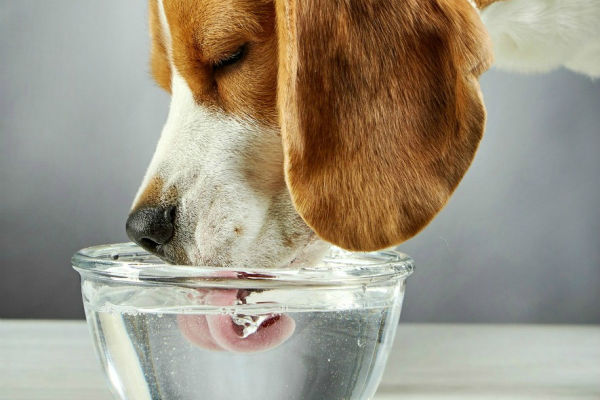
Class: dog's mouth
177,288,296,353
154,230,329,269
126,223,324,351
173,237,329,352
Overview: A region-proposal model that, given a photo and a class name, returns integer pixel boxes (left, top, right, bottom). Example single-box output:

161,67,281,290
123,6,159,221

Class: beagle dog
126,0,600,268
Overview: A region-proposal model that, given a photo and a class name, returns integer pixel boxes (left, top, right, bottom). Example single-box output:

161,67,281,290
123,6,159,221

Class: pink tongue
177,314,224,351
177,289,295,353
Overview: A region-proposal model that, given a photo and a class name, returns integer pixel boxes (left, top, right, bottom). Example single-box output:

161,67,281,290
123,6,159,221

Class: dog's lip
155,244,166,257
153,244,192,265
153,246,175,264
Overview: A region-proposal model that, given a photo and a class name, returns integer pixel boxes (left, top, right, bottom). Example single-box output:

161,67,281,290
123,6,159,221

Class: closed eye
213,45,246,70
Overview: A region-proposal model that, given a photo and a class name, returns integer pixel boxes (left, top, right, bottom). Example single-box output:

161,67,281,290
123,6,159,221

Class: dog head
126,0,492,266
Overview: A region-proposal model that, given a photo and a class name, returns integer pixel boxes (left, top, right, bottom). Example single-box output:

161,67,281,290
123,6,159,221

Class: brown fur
276,0,492,250
151,0,279,126
147,0,492,251
149,0,172,92
475,0,504,9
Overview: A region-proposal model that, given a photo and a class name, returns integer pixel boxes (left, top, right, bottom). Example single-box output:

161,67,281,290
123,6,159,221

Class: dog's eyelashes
213,45,246,70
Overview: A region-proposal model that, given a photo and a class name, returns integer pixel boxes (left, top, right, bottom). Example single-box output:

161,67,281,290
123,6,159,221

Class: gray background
1,1,599,322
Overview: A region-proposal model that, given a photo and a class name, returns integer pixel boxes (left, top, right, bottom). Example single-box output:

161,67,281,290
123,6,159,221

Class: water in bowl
83,287,405,400
74,244,412,400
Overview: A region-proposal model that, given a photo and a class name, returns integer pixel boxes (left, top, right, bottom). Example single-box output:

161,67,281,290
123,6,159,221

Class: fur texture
134,0,596,265
134,0,325,267
137,0,493,263
481,0,600,77
276,0,492,250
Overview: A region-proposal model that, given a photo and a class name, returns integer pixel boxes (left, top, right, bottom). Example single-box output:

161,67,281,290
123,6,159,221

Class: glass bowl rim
72,242,414,287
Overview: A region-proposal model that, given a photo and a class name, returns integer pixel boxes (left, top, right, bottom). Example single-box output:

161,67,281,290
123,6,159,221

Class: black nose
126,206,176,252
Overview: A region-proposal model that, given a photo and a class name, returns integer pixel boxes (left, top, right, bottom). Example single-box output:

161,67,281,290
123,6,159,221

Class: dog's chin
154,235,331,269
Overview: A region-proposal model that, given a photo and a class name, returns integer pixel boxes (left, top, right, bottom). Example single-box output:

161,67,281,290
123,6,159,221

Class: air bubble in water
231,314,270,338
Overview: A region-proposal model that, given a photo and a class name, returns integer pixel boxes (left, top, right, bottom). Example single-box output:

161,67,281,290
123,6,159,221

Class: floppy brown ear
276,0,493,251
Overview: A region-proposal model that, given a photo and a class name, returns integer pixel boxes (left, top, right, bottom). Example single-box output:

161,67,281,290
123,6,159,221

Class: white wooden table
1,321,598,399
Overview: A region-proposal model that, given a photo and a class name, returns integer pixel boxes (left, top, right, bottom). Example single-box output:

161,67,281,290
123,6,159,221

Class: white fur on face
132,1,328,267
482,0,600,78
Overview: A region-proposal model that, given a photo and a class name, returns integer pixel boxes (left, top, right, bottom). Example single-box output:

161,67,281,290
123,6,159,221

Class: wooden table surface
1,320,599,399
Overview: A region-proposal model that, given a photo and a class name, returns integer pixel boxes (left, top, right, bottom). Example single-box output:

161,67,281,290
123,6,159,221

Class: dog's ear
275,0,492,251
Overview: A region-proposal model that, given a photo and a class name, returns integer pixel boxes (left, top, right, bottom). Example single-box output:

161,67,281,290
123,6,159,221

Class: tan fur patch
149,0,172,92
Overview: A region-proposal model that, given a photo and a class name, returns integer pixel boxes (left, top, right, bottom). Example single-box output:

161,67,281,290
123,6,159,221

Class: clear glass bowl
72,242,413,400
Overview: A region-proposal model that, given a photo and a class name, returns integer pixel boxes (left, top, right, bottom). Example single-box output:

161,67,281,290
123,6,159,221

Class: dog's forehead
149,0,278,126
163,0,273,54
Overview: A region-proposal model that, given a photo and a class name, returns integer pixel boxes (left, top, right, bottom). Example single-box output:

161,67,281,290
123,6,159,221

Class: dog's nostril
139,237,160,252
166,205,176,223
126,206,176,252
